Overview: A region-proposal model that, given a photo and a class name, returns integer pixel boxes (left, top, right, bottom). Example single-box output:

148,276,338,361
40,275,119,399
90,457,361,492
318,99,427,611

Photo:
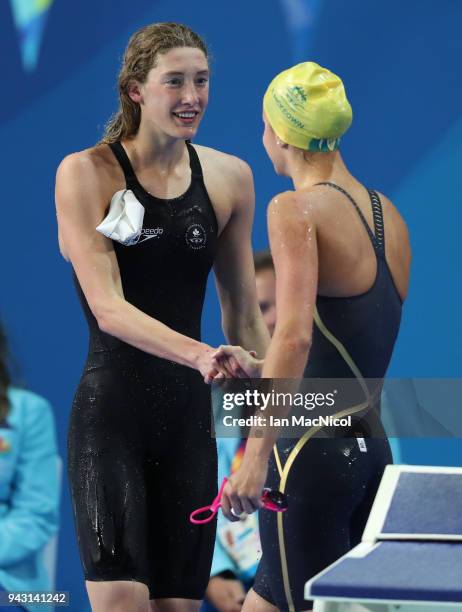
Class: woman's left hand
221,455,268,521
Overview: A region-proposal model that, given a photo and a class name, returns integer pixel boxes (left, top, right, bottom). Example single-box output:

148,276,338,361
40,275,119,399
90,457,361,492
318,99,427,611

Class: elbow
283,335,312,355
97,312,117,335
274,327,312,355
93,300,119,335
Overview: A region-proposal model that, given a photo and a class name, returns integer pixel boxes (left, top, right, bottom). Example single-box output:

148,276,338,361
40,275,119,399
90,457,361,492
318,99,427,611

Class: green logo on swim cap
286,85,308,109
273,90,305,130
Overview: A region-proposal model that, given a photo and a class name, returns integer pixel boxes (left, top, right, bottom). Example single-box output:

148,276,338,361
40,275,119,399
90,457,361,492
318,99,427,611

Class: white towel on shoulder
96,189,144,245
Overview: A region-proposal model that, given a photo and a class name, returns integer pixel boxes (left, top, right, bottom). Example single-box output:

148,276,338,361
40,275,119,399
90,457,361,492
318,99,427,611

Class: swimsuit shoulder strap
368,189,385,256
110,140,203,186
185,140,204,179
315,181,384,256
108,142,137,189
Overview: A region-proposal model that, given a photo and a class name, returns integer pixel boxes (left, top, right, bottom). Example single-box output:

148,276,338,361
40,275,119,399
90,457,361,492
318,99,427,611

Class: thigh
68,369,150,585
242,588,279,612
256,435,391,611
145,380,218,600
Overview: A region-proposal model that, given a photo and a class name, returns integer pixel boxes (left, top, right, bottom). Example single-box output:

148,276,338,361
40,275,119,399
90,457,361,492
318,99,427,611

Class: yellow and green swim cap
263,61,352,152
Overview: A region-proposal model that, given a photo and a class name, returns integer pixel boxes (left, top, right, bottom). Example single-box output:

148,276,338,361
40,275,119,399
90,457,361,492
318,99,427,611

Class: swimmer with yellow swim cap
263,61,352,153
213,62,411,611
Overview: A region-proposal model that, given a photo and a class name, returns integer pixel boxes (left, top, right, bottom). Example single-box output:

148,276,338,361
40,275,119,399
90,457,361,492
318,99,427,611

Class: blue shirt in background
0,388,60,612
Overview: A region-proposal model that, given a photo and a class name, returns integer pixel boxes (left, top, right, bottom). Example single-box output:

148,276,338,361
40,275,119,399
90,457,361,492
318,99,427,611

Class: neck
125,120,187,173
288,150,350,190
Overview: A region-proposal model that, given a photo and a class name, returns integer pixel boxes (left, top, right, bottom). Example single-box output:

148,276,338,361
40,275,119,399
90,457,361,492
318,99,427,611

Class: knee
87,580,149,612
110,589,148,612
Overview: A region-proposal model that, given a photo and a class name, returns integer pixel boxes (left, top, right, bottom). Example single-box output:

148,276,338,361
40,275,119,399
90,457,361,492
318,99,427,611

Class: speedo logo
142,227,163,236
137,227,164,243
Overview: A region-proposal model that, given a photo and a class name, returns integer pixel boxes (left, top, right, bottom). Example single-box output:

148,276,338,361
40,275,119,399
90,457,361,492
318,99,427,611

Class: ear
127,80,143,104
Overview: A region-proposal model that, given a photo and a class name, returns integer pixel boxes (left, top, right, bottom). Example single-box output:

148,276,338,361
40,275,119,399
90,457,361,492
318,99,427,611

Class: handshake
199,345,264,384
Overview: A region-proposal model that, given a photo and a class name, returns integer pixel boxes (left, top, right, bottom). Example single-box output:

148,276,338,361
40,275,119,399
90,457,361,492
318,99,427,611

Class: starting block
305,465,462,611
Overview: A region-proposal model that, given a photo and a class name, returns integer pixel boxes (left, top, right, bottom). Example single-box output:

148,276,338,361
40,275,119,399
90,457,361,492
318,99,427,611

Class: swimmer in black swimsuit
213,62,411,611
55,23,269,612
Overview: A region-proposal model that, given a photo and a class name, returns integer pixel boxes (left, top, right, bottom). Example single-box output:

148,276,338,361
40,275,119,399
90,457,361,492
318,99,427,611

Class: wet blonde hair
100,22,208,144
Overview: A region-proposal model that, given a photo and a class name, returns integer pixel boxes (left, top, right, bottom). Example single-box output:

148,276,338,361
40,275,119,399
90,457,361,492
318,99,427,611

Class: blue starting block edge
305,541,462,605
305,465,462,609
363,465,462,543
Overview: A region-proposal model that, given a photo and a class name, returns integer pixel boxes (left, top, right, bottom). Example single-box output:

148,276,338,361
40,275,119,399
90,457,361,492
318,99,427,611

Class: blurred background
1,0,461,608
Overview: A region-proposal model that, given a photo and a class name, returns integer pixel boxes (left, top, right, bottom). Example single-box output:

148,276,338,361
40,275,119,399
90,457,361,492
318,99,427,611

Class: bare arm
55,152,215,374
245,191,318,458
213,159,270,358
221,191,318,518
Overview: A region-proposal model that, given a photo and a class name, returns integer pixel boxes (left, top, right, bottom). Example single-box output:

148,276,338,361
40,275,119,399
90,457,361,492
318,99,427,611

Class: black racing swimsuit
253,183,403,612
68,141,219,599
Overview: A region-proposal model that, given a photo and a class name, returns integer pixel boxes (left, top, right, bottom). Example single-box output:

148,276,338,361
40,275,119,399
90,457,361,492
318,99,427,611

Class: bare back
308,180,411,302
266,177,410,379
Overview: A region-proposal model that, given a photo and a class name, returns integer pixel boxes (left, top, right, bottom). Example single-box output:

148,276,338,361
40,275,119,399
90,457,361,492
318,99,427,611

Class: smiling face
129,47,209,140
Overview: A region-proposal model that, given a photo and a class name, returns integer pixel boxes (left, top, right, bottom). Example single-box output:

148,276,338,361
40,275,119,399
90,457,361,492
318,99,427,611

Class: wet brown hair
100,22,208,144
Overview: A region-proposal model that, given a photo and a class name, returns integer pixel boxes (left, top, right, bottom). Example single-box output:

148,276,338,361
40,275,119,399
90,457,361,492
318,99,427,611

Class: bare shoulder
192,144,254,230
376,191,411,265
193,143,253,186
268,189,317,225
376,191,409,235
55,146,122,262
56,145,119,199
267,191,317,248
55,145,122,248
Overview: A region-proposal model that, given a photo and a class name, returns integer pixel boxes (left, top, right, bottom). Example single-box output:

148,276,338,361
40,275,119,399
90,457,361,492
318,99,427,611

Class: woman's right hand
211,345,263,379
197,345,263,383
196,345,232,384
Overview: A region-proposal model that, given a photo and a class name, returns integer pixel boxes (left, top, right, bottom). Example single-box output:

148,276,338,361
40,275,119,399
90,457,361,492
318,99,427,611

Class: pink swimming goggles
190,477,288,524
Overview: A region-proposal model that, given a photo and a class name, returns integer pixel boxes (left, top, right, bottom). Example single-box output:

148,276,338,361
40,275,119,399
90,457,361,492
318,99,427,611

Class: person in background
253,251,276,338
203,251,275,612
0,322,60,612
